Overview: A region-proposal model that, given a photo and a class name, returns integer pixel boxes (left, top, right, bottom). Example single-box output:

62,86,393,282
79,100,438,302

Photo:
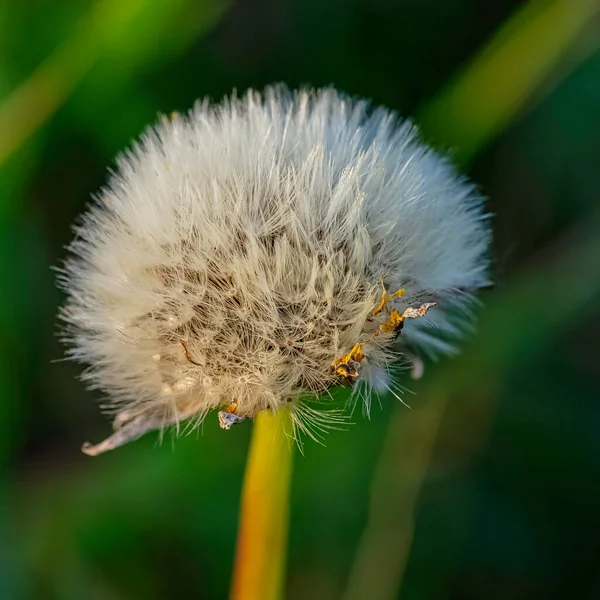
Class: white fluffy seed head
58,85,491,453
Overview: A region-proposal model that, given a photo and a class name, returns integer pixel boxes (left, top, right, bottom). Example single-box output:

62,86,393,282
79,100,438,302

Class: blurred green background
1,0,600,598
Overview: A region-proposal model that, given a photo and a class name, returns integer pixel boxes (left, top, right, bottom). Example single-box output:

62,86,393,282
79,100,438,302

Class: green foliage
1,0,599,598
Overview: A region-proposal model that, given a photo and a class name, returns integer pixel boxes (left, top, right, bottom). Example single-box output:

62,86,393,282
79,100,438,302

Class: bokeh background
2,0,600,598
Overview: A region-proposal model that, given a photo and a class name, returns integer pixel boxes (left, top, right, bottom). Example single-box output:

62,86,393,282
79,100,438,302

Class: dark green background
1,0,599,598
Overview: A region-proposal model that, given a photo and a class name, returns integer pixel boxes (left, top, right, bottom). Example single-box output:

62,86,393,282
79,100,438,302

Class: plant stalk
230,408,294,600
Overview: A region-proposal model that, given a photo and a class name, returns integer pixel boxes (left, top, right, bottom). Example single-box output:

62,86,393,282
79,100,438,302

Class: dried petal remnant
332,343,367,378
379,309,405,333
371,277,406,317
332,289,437,382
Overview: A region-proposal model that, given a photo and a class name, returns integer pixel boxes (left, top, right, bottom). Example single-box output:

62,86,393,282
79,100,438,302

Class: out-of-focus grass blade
0,2,228,596
0,0,143,167
418,0,600,164
0,0,228,169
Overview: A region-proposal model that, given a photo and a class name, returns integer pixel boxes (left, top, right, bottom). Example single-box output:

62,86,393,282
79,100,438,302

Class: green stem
230,408,294,600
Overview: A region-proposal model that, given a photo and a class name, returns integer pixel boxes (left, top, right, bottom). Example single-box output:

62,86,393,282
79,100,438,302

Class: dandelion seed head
58,85,490,453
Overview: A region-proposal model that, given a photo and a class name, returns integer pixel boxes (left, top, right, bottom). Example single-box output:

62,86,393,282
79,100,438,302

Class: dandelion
58,85,490,456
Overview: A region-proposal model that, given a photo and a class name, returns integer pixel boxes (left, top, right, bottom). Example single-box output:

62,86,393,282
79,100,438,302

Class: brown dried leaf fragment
402,302,437,320
218,411,246,429
379,302,437,333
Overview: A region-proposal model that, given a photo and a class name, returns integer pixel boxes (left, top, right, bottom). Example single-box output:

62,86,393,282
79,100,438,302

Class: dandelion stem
230,408,294,600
